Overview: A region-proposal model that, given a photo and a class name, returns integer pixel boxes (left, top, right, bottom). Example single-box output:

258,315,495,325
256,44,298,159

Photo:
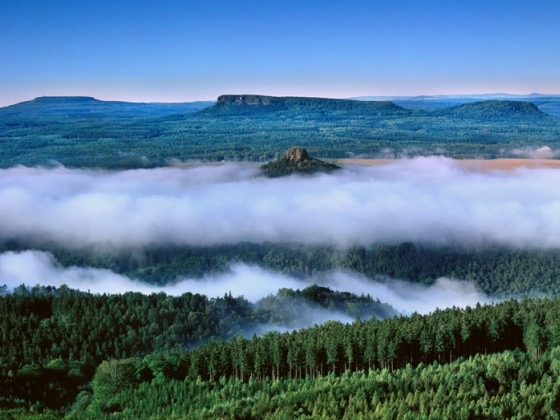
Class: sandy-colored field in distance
338,158,560,171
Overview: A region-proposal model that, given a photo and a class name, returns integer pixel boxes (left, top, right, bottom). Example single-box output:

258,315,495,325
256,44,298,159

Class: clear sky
1,0,559,106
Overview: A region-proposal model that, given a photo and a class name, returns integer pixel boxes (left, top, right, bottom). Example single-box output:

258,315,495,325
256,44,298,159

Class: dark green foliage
0,286,252,411
66,298,560,418
341,243,560,297
255,285,395,324
161,298,531,381
2,95,560,168
5,287,560,417
0,284,389,411
69,348,560,419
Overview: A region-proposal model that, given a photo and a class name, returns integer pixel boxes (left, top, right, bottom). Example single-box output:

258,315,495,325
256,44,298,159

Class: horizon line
3,92,560,108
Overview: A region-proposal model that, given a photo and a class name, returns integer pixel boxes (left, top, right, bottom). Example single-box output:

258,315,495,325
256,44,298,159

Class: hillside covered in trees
2,288,560,418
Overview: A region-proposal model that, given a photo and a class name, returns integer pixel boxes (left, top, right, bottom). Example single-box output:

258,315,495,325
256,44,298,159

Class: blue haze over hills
351,94,560,116
3,93,560,117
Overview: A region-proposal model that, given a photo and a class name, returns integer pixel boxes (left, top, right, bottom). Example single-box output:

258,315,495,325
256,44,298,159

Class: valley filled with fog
5,157,560,250
3,156,560,317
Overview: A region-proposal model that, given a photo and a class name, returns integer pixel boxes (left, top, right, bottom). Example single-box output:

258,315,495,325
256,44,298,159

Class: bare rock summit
283,147,311,162
260,147,340,178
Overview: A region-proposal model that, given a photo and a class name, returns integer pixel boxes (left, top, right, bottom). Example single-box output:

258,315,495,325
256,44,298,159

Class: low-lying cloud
508,146,560,159
0,250,490,315
2,158,560,249
0,250,300,301
321,271,492,315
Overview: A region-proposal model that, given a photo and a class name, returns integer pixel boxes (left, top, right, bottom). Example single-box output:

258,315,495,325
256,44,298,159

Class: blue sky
1,0,559,106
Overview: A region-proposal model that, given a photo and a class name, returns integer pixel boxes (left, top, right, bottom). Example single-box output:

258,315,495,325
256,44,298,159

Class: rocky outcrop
260,147,340,178
216,95,276,107
283,147,310,162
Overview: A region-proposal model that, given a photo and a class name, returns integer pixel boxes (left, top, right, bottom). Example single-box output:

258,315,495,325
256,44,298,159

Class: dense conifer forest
3,288,560,418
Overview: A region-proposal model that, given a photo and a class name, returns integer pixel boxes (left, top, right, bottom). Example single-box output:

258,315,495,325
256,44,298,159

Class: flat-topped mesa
207,94,411,117
261,147,340,178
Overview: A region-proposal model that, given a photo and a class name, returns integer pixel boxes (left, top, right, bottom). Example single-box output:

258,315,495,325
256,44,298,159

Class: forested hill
260,146,341,177
434,100,548,120
351,93,560,116
0,96,214,117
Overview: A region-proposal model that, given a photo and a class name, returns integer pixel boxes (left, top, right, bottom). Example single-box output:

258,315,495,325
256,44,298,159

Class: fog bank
321,271,492,315
2,158,560,249
0,250,490,315
0,251,300,301
509,146,560,159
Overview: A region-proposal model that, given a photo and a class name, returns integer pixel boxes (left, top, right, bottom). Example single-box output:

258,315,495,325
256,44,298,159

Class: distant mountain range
1,93,560,167
2,93,560,117
202,94,554,121
350,93,560,116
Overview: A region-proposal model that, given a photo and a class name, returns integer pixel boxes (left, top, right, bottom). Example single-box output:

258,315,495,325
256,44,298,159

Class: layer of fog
323,271,492,315
3,157,560,250
0,250,490,315
254,300,356,333
508,146,560,159
0,250,299,301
